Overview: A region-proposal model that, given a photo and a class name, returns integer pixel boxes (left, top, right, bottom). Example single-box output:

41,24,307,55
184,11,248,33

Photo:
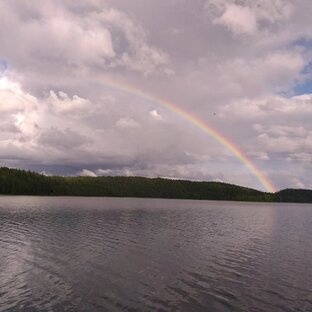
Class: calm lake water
0,197,312,312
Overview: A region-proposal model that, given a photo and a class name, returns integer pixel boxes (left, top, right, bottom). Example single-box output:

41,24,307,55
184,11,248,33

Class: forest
0,167,311,203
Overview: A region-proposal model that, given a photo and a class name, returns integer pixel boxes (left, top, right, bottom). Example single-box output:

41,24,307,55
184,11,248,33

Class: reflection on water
0,196,312,311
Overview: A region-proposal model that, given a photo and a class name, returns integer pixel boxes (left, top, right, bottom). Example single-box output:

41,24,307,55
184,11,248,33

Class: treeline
0,167,311,203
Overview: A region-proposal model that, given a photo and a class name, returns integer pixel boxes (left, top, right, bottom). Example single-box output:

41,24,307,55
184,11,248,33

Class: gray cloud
38,127,90,150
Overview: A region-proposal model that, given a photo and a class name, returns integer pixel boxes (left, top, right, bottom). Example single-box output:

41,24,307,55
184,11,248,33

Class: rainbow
92,76,276,193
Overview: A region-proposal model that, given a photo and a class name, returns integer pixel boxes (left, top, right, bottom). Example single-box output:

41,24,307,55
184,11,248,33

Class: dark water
0,197,312,312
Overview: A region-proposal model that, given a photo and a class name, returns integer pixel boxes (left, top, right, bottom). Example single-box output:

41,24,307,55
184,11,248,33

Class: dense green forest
0,167,311,203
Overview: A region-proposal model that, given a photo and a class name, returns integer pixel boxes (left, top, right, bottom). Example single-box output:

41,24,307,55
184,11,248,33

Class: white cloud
218,51,305,98
149,109,163,121
79,169,97,177
221,93,312,119
97,169,113,175
247,151,270,160
214,4,257,35
0,2,171,76
48,90,92,116
0,76,39,146
209,0,293,36
116,117,140,129
251,132,312,154
253,124,307,137
98,8,172,75
97,168,134,177
0,76,37,113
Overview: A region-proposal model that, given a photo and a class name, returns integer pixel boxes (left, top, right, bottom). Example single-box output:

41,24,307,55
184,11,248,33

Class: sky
0,0,312,191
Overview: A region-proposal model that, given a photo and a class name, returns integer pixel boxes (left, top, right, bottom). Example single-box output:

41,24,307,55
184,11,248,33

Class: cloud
79,169,97,177
97,8,172,75
97,168,134,177
48,90,92,116
116,117,140,129
247,151,270,160
252,132,312,154
214,4,257,35
287,153,312,163
0,76,37,113
217,51,306,98
221,93,312,119
0,1,312,190
210,0,293,36
38,127,90,150
0,1,171,76
0,76,39,146
253,124,307,137
149,109,163,121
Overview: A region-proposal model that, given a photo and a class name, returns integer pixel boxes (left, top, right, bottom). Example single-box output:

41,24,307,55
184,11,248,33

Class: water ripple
0,197,312,311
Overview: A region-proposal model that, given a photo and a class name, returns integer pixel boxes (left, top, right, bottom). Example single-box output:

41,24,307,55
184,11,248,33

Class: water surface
0,197,312,311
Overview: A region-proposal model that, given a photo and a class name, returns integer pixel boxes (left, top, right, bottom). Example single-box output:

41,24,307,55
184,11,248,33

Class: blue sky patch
0,60,8,75
294,61,312,95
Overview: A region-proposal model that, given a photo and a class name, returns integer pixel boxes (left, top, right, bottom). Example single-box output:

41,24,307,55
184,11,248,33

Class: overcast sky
0,0,312,191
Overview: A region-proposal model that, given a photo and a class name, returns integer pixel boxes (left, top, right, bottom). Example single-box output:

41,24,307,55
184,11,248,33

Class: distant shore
0,167,311,203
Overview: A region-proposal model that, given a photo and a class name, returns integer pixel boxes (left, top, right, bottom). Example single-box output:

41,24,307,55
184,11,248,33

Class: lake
0,196,311,312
